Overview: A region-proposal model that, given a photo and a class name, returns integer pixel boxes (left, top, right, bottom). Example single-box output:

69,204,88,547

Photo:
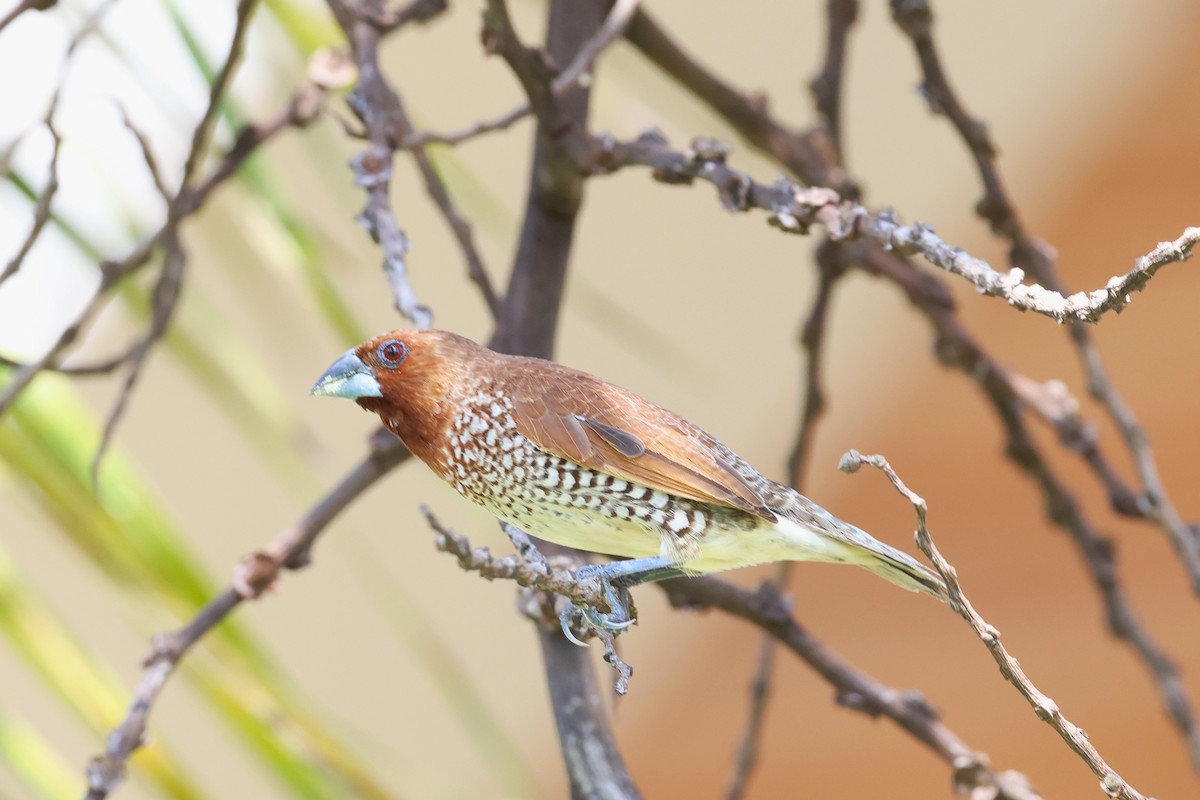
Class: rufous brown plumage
313,330,945,632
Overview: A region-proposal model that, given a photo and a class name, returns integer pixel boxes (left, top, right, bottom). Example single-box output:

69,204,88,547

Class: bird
312,329,945,641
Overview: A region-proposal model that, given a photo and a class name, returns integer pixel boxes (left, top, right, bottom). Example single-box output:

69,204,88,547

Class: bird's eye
377,340,408,368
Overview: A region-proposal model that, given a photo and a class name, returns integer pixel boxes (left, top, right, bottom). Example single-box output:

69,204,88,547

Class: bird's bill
310,350,383,399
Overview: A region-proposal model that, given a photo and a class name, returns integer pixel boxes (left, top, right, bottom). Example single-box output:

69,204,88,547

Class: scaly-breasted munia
312,330,944,639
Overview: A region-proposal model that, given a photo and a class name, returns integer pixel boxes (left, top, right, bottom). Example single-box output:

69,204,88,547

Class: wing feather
505,359,775,522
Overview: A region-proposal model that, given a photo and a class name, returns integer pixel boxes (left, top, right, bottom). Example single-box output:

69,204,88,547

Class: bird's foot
558,556,687,646
559,563,637,647
556,557,684,695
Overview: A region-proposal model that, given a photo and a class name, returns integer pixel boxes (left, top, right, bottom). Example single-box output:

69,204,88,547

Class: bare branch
330,0,433,328
808,0,859,157
401,105,532,149
86,592,242,799
428,505,1036,798
552,0,641,99
858,218,1200,324
0,277,114,416
587,132,1193,324
723,570,781,800
726,240,852,799
660,575,1040,800
90,232,186,481
0,0,55,36
614,15,1200,764
624,8,852,195
184,81,325,212
427,510,606,609
84,434,412,798
77,0,258,474
1,0,259,418
1,98,62,289
841,450,1147,800
475,0,644,791
852,239,1200,764
118,106,172,202
0,80,324,395
403,0,639,153
1007,374,1143,517
53,2,1194,797
586,128,1200,767
722,13,866,783
786,240,846,489
350,35,501,318
176,1,256,197
890,0,1200,613
356,0,447,31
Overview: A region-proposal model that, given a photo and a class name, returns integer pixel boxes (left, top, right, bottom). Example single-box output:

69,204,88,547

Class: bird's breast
436,387,759,561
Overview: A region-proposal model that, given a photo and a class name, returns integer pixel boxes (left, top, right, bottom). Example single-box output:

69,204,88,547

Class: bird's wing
509,361,775,521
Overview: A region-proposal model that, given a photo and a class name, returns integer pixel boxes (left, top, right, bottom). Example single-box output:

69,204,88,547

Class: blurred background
1,0,1199,797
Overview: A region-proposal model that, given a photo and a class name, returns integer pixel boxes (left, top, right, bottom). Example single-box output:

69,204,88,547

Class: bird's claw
558,564,636,646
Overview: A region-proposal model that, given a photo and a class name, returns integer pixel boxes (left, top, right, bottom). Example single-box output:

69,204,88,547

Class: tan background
3,0,1200,797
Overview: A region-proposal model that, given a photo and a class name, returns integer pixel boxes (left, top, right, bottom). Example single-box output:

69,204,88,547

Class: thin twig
0,98,61,289
1006,373,1141,517
85,0,258,475
586,131,1194,324
362,50,501,318
185,81,325,212
723,569,781,800
89,232,186,481
727,244,849,799
807,0,859,158
401,0,640,152
402,105,532,149
660,575,1040,800
851,239,1200,764
431,512,635,693
330,0,433,328
332,0,501,326
0,83,326,381
885,0,1200,761
477,0,644,792
786,239,846,489
427,511,606,609
583,129,1200,768
357,0,447,31
841,450,1148,800
0,0,55,36
890,0,1200,617
0,280,115,415
84,434,412,798
550,0,641,98
0,0,259,420
118,106,172,201
726,237,852,797
0,0,110,281
856,218,1199,324
624,7,853,195
426,510,1037,798
621,13,1200,764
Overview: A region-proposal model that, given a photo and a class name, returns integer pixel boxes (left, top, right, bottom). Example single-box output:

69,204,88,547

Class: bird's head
311,329,482,455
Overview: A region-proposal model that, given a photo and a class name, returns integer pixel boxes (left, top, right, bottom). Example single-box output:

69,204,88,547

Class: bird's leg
559,556,687,646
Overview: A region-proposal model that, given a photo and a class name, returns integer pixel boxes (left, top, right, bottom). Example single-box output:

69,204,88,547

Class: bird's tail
854,539,947,600
774,507,948,601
